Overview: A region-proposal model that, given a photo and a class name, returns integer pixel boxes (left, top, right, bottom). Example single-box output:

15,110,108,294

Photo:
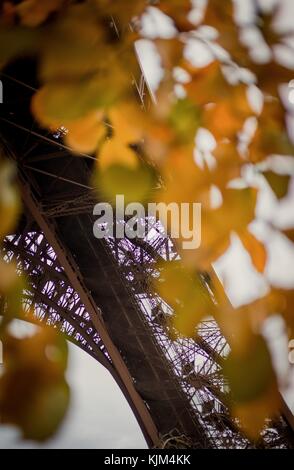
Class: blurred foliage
0,150,70,441
0,328,69,440
0,0,294,443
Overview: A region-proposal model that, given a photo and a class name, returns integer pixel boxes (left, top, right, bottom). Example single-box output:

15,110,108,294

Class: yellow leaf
94,0,146,28
109,102,146,145
39,4,103,82
0,26,38,70
94,139,155,205
64,111,106,154
254,61,294,97
168,98,201,143
0,160,20,240
155,38,184,71
182,187,257,269
0,260,18,294
31,74,126,126
249,101,294,163
1,2,16,26
203,0,249,67
98,138,139,170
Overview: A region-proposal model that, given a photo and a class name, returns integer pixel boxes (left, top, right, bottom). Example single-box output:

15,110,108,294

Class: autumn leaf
184,61,231,106
240,230,267,273
0,328,69,441
94,138,155,205
0,260,18,295
0,159,20,240
108,102,147,145
98,138,139,170
263,171,290,200
154,261,214,337
283,229,294,244
233,288,294,339
64,111,106,154
0,26,39,68
31,75,126,125
157,0,194,32
0,2,16,26
39,4,105,83
15,0,65,27
0,154,23,335
0,260,26,336
224,334,281,440
202,0,249,66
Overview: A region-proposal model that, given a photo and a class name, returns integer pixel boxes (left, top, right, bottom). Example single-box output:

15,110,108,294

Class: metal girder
15,175,160,448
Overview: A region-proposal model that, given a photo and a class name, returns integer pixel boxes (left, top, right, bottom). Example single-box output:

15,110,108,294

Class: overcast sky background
0,0,294,449
0,342,147,449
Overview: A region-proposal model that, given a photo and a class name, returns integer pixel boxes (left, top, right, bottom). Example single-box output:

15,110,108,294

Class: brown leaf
263,171,291,200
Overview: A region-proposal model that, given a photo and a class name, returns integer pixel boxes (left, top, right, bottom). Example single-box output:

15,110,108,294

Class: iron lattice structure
0,56,294,449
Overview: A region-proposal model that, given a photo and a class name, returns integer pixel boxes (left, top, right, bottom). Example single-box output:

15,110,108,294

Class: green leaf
0,28,39,67
94,163,155,205
0,329,70,441
168,98,201,143
223,335,276,403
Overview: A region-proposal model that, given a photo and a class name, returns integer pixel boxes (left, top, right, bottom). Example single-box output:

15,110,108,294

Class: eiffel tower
0,54,293,449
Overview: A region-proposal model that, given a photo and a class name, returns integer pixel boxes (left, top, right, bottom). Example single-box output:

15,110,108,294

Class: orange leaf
240,230,267,273
64,111,106,154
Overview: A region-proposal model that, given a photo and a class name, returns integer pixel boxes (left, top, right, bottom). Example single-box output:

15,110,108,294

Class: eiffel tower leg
18,173,160,448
